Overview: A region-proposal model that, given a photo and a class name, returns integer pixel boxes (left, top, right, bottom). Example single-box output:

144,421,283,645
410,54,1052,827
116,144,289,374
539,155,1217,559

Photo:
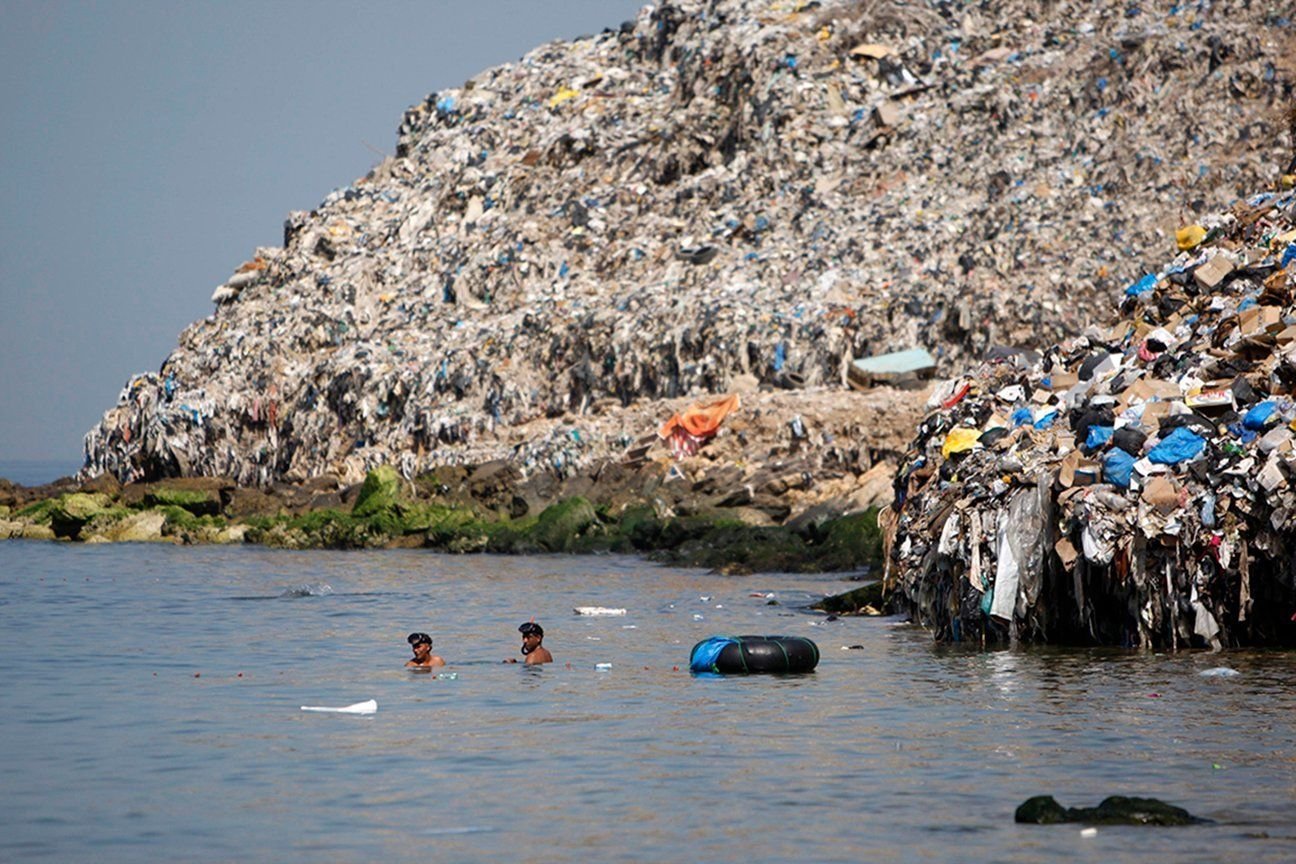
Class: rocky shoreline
4,386,917,580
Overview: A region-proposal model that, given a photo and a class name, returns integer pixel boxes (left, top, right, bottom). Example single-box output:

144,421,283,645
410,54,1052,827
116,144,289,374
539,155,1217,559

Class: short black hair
407,632,432,646
518,622,543,638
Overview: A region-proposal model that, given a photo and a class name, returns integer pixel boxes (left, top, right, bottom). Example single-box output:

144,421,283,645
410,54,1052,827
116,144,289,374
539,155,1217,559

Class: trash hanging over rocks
883,186,1296,650
80,0,1293,490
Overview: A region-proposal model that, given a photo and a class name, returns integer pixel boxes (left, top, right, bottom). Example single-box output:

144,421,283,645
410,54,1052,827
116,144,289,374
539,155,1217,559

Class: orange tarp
658,394,741,441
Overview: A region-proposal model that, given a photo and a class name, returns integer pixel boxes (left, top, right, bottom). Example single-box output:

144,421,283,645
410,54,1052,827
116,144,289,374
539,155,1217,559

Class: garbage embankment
883,186,1296,649
49,1,1293,573
80,1,1289,486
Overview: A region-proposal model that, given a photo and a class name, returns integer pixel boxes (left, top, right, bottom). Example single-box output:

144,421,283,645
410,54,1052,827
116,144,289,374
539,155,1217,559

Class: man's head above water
516,621,552,664
405,632,444,668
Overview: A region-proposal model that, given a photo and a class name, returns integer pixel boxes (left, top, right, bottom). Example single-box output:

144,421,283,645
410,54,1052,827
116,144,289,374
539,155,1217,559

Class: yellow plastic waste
1176,224,1207,251
547,87,579,109
1281,174,1295,190
942,428,982,459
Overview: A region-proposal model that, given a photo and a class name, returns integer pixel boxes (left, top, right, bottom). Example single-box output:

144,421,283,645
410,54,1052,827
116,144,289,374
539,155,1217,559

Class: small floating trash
574,606,627,616
1198,667,1241,678
300,699,377,714
280,583,334,598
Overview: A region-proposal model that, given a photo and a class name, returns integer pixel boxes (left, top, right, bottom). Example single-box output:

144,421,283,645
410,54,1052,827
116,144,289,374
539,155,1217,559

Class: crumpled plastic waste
885,185,1296,651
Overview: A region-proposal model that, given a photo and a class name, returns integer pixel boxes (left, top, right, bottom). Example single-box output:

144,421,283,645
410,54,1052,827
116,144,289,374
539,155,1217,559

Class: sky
0,0,644,476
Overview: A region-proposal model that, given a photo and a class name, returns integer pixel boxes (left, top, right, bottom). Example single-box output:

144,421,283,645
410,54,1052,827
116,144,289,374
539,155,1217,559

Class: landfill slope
81,1,1293,494
885,189,1296,649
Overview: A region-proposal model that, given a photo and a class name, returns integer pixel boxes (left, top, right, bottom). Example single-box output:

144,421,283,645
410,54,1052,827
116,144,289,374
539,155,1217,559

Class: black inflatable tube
693,635,820,674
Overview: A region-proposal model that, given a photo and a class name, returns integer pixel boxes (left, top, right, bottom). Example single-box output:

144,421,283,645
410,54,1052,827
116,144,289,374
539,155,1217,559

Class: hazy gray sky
0,0,644,471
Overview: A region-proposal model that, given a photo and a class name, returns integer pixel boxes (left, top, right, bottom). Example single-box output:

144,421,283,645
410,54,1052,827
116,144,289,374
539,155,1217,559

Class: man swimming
507,621,552,665
405,632,446,668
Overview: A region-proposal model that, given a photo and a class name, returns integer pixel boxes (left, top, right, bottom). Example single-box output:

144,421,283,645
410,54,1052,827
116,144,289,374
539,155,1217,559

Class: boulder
104,510,168,543
49,492,112,538
20,523,56,540
78,472,122,498
224,486,282,518
1015,795,1204,826
353,465,406,517
144,485,222,516
532,496,599,552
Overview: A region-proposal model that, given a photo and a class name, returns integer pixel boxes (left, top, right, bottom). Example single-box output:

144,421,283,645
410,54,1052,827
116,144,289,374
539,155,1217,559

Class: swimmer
405,632,446,668
506,621,552,665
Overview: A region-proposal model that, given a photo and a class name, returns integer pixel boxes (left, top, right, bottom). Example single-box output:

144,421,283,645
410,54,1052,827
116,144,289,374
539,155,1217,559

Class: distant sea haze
0,459,80,487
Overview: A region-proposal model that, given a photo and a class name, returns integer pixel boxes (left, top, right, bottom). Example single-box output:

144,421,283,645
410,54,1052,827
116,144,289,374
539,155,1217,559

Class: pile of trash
883,187,1296,649
81,0,1293,489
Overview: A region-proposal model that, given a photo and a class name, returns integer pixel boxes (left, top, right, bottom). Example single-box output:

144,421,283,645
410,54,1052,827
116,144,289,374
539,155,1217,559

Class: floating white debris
301,698,377,714
574,606,627,616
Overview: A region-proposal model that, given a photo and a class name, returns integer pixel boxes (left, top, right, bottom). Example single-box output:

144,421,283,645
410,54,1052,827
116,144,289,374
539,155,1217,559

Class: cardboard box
1194,255,1234,290
1047,371,1079,391
1141,476,1180,514
1239,305,1283,337
1120,377,1181,408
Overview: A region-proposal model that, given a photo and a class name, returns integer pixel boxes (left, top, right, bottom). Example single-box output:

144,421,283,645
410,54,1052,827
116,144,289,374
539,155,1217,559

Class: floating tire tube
689,635,820,674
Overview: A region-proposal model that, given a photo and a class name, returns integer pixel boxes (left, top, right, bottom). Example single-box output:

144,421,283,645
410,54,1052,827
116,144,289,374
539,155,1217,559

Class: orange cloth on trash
658,394,741,441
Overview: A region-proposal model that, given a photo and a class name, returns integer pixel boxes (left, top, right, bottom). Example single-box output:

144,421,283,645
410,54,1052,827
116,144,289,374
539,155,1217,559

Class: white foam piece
301,699,377,714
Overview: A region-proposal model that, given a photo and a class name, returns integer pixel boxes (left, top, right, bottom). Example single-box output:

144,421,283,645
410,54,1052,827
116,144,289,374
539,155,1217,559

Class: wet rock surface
1015,795,1205,826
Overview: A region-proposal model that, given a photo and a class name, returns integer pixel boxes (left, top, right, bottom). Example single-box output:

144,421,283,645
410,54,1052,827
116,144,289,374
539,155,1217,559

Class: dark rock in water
1015,795,1205,826
813,580,893,616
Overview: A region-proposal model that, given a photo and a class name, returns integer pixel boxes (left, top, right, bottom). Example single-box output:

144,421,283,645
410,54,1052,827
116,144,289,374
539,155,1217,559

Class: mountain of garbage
883,185,1296,649
81,0,1293,489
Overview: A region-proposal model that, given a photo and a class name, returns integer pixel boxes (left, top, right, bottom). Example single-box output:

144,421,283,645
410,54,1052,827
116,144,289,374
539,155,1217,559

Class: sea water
0,541,1292,863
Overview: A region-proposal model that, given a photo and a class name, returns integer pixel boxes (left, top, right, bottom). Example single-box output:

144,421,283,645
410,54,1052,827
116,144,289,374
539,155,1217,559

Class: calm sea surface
1,541,1292,863
0,459,81,487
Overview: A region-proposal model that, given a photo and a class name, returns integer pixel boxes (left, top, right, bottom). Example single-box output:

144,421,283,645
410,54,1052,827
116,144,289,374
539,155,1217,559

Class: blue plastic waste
1147,427,1206,464
1125,274,1157,297
1085,425,1115,451
1011,407,1033,427
1103,449,1135,488
1243,400,1278,430
1034,411,1058,430
688,636,736,673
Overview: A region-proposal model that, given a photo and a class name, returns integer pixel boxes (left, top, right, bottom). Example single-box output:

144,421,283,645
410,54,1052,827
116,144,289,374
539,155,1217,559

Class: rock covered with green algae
1015,795,1205,826
3,464,887,573
48,493,113,538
